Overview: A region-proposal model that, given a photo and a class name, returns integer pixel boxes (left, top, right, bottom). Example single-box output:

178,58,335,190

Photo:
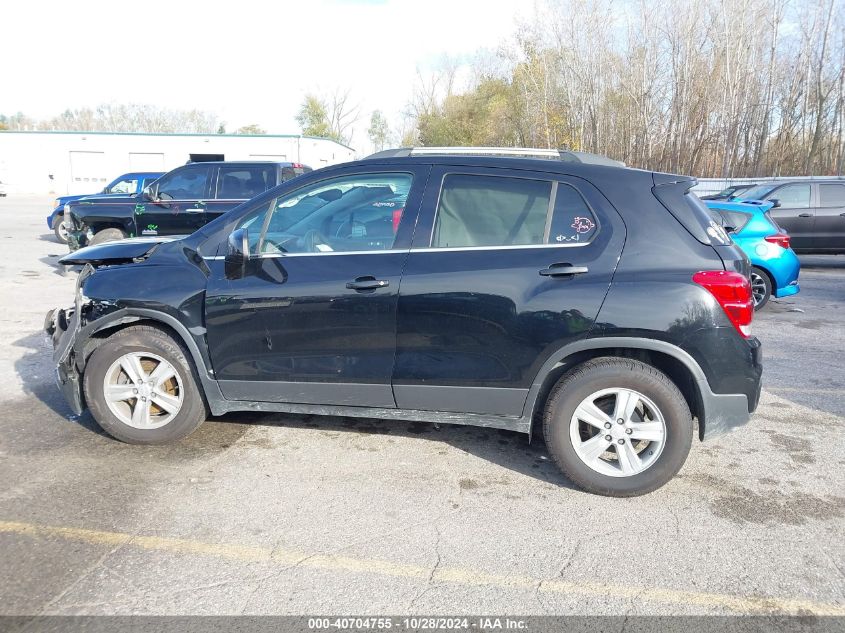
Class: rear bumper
774,280,800,298
698,336,762,440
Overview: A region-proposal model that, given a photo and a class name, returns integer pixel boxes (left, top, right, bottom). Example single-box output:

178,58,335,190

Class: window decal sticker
571,216,595,233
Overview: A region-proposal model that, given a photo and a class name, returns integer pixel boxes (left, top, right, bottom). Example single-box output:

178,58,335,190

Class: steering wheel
302,229,332,253
335,218,367,239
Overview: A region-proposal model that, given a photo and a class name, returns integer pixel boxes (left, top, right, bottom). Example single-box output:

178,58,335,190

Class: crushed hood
59,236,184,266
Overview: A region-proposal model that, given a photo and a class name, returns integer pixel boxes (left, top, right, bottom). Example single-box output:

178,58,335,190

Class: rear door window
431,175,551,248
216,166,275,199
819,183,845,207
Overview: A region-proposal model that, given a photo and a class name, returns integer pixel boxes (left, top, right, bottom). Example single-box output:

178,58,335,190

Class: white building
0,131,357,195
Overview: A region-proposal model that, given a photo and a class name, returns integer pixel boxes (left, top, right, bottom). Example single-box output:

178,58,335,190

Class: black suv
65,161,312,250
46,148,762,496
734,179,845,253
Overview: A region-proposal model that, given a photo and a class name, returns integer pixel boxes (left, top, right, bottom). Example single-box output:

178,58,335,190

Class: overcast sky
1,0,530,151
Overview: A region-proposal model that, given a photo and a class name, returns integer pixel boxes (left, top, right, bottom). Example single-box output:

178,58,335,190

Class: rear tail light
692,271,753,338
764,233,791,249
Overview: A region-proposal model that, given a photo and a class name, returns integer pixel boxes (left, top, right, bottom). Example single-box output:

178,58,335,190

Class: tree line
408,0,845,177
0,105,266,136
3,0,842,178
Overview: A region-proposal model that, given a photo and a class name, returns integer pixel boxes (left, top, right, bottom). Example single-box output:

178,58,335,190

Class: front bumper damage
44,266,93,415
66,228,91,252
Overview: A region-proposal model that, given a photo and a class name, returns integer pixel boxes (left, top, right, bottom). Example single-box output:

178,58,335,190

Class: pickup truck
65,161,311,250
48,172,164,243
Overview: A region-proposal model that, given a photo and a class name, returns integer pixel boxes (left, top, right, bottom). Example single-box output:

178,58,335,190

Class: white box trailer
0,131,356,195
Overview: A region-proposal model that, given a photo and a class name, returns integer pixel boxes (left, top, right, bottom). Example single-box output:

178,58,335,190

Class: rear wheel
52,215,68,243
543,357,693,497
750,267,772,310
83,326,207,444
89,227,126,246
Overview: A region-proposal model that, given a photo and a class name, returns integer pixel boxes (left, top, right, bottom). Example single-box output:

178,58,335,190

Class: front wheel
83,326,208,444
543,357,693,497
751,267,772,310
52,215,68,243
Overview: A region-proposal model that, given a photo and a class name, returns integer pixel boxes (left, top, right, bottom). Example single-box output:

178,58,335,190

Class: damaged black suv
46,148,762,496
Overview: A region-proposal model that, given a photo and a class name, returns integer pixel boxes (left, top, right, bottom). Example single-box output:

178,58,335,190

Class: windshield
735,184,775,200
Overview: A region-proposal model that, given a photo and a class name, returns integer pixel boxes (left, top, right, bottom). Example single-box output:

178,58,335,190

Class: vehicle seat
220,175,243,199
244,177,265,198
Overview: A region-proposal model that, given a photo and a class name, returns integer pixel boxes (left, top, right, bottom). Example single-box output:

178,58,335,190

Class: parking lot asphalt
0,196,843,616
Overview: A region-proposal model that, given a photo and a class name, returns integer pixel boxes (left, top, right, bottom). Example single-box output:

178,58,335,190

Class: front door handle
346,276,389,291
798,213,813,218
539,264,589,277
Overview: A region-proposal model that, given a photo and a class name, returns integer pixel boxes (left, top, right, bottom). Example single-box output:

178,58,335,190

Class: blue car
48,172,163,243
705,199,800,309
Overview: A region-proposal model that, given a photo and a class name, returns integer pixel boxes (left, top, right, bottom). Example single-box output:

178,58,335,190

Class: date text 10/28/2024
308,618,528,631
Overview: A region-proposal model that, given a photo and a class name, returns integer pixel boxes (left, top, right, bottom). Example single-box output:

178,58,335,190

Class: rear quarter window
710,209,751,233
548,183,598,244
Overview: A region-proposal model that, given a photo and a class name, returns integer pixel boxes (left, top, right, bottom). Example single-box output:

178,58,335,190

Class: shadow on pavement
13,328,576,489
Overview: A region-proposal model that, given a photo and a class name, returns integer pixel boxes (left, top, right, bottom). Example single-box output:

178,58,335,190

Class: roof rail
365,147,625,166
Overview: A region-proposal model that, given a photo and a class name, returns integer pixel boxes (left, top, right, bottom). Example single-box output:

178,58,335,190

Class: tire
751,266,772,310
83,325,208,444
89,228,126,246
52,215,68,243
543,357,693,497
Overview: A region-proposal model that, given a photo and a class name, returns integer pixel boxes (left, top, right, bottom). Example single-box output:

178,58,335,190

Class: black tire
83,325,208,444
751,266,772,310
543,357,693,497
52,215,68,243
89,228,126,246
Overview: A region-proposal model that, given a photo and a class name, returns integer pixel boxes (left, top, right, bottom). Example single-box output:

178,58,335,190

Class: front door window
236,172,413,255
155,167,209,200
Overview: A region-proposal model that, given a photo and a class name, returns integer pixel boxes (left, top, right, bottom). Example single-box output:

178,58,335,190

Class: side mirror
769,198,781,208
225,228,250,279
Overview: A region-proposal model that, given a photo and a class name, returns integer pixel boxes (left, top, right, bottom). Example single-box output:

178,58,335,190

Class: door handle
839,212,845,217
346,276,389,291
798,213,812,218
186,208,205,214
539,264,589,277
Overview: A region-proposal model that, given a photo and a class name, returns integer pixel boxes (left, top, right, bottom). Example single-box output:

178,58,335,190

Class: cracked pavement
1,197,844,615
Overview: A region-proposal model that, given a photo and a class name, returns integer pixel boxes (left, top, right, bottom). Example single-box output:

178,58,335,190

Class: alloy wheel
103,352,183,429
750,271,768,307
569,388,667,477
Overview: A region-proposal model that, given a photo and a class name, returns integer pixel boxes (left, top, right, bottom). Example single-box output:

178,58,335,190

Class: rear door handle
798,213,813,218
539,264,589,277
346,276,389,291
